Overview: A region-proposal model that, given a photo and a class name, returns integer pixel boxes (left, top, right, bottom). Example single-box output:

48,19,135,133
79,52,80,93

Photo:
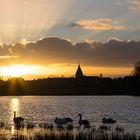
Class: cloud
115,1,124,6
0,37,140,67
128,0,140,11
74,18,126,31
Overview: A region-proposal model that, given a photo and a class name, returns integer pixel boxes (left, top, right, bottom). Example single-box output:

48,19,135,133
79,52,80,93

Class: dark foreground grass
0,127,139,140
34,131,138,140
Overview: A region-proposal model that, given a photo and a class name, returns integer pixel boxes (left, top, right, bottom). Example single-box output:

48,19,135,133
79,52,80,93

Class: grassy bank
0,125,139,140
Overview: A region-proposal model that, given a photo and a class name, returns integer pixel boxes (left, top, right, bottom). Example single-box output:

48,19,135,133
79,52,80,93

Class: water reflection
10,98,20,135
10,98,20,117
11,125,15,135
1,96,139,136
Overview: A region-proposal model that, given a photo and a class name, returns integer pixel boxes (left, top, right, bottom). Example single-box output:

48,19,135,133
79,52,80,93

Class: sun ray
0,0,72,43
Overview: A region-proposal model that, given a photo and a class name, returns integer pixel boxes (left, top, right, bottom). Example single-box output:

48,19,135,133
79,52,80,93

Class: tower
75,64,84,78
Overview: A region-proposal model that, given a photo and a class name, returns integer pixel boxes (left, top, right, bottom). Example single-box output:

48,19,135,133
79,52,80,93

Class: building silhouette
75,64,84,78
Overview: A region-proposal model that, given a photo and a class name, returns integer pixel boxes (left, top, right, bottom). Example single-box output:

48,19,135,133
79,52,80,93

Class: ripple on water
0,96,139,135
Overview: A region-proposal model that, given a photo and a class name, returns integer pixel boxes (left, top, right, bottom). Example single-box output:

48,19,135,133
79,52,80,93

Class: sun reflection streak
10,98,19,112
10,98,20,135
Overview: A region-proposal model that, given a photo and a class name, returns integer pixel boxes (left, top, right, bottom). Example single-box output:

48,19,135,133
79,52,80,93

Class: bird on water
13,111,24,124
54,117,73,125
54,117,67,125
77,113,90,127
102,117,116,124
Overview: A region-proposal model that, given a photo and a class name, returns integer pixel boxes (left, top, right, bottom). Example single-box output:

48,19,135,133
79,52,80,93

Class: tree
133,60,140,76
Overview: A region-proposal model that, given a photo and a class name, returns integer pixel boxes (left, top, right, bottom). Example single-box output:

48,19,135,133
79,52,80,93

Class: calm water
0,96,140,134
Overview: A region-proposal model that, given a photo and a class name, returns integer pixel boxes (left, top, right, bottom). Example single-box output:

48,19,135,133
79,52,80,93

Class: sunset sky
0,0,140,79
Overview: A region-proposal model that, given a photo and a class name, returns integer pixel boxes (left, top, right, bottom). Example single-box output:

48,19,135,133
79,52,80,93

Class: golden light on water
10,98,20,134
11,98,20,112
10,98,20,121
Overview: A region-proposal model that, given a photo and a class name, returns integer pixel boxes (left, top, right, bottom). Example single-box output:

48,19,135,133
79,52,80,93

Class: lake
0,96,140,135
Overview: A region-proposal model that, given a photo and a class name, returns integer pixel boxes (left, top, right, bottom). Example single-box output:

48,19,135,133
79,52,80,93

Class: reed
0,126,139,140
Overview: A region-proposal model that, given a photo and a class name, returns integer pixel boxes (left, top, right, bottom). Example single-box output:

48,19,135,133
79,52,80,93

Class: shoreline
0,76,139,96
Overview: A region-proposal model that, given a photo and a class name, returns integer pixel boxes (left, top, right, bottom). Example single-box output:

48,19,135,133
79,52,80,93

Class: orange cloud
129,0,140,11
75,18,126,30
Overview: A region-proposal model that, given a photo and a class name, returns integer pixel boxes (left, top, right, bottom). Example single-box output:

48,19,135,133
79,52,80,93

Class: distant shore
0,76,139,96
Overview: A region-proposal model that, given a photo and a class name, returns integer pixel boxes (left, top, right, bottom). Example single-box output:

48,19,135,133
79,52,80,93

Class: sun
0,65,34,77
0,64,49,79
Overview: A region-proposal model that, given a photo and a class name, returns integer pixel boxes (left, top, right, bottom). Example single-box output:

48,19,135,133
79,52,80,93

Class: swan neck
79,115,82,122
14,112,16,119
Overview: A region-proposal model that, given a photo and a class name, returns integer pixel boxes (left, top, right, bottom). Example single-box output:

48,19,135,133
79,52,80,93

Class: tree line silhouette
0,61,140,96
